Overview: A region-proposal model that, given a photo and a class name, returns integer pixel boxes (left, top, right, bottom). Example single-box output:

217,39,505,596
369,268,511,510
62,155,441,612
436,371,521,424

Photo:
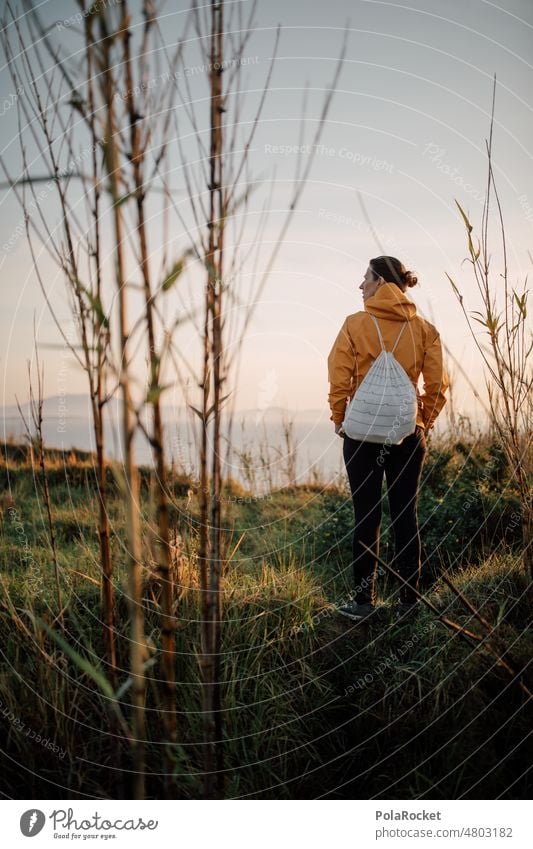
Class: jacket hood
364,282,417,322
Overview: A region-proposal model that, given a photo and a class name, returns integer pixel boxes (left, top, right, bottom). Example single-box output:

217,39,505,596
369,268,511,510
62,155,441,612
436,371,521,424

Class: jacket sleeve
420,327,449,429
327,317,356,426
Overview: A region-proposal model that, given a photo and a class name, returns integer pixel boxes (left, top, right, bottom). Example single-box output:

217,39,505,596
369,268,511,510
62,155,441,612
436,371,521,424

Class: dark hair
369,256,418,290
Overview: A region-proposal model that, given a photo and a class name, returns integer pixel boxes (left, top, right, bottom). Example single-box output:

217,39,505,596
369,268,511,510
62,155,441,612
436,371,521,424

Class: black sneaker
394,602,419,622
336,601,376,622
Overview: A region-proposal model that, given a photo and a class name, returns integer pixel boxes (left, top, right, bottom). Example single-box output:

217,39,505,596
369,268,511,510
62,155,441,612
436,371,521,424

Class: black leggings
342,426,427,605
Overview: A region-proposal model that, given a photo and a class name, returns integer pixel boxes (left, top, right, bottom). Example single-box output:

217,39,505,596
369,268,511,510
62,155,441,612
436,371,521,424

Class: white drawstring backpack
342,314,418,444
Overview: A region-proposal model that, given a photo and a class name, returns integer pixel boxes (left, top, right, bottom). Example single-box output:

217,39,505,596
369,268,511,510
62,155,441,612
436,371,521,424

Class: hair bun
369,256,418,291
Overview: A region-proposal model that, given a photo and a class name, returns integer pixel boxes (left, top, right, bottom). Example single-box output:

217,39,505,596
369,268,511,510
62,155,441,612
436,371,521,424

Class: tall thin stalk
16,348,64,632
119,0,178,775
198,0,226,798
446,75,533,581
85,9,116,685
179,0,347,798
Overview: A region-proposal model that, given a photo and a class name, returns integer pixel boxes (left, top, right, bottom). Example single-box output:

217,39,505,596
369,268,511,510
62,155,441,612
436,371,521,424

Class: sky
1,0,532,432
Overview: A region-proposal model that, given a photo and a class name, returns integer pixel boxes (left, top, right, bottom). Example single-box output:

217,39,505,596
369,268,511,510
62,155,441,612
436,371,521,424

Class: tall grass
447,75,532,581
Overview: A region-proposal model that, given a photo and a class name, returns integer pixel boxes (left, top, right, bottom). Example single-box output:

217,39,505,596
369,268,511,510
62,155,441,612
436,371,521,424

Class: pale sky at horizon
1,0,532,429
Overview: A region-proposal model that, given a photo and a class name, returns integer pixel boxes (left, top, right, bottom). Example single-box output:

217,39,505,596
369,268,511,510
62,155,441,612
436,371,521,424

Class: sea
2,395,347,492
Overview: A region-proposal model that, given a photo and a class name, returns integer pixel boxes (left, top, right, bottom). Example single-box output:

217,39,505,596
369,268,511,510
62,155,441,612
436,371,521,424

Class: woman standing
327,256,449,623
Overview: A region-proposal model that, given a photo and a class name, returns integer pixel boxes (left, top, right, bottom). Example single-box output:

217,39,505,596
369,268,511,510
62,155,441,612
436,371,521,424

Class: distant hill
2,395,342,484
3,394,325,424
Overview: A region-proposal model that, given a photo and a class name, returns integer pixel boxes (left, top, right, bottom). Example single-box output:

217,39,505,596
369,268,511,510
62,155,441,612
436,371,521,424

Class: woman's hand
335,423,346,438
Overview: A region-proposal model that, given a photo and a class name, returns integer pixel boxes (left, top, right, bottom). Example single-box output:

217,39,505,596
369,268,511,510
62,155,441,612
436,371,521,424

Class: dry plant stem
282,412,297,488
447,75,532,581
191,7,347,797
359,542,533,700
1,2,117,685
16,354,64,633
440,573,495,635
84,14,116,687
210,0,225,792
85,7,122,797
119,0,177,775
35,385,63,633
198,0,226,801
17,368,65,631
100,11,146,800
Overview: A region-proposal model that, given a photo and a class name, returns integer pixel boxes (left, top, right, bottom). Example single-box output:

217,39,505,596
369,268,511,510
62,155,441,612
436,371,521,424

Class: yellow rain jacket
327,282,449,430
